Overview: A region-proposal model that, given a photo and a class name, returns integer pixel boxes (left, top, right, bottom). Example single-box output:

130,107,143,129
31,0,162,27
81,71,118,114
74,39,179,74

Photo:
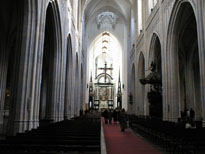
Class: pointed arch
147,33,162,118
39,1,63,122
166,1,201,121
45,0,62,56
149,33,162,77
137,52,145,115
129,63,136,114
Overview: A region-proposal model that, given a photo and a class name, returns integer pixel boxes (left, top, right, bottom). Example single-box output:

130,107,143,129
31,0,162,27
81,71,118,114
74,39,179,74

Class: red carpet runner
102,119,162,154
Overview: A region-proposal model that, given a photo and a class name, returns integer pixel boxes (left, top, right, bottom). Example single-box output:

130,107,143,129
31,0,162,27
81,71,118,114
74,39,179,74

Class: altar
88,31,121,111
93,79,115,110
99,101,108,108
91,62,115,110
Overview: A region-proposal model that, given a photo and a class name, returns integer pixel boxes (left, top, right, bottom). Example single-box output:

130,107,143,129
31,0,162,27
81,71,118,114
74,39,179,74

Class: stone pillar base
8,121,26,136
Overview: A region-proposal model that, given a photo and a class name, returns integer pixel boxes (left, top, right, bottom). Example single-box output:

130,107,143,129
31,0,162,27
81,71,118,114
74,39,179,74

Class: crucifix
98,62,113,82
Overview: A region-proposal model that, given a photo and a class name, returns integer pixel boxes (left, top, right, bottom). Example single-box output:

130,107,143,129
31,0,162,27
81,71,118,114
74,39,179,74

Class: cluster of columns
0,0,84,136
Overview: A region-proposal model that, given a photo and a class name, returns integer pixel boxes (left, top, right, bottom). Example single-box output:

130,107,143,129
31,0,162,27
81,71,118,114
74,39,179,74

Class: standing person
119,109,127,132
190,108,195,121
108,109,113,124
79,109,83,116
103,109,108,124
186,109,190,121
116,108,120,122
113,109,117,123
187,109,190,117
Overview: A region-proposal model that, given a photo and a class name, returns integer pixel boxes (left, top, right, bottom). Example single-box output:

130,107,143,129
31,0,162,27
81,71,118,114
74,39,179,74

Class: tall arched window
138,0,142,34
131,10,135,44
148,0,158,14
154,0,158,5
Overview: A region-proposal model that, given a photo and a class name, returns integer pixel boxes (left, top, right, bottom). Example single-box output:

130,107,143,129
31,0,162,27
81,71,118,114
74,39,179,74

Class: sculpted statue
139,62,161,91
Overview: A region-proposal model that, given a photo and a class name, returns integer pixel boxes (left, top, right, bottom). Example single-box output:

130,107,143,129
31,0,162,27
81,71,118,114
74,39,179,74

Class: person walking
190,108,195,121
103,109,108,124
119,109,128,132
108,109,113,124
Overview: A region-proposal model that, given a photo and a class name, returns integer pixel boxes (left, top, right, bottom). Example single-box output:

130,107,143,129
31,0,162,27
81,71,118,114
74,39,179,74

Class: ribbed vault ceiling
83,0,131,25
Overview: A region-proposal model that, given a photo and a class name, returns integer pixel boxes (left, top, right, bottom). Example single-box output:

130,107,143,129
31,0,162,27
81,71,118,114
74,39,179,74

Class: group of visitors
102,108,119,124
103,108,128,132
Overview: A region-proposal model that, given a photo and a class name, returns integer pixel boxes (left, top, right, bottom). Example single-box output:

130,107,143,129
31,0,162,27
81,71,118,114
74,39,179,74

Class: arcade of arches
0,0,205,137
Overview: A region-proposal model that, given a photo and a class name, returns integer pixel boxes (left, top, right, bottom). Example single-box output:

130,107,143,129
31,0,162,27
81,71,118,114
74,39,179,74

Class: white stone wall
130,0,205,125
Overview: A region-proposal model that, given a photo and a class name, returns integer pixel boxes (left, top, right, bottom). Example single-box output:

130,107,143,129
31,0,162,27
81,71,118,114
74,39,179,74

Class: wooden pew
0,114,101,154
128,115,205,154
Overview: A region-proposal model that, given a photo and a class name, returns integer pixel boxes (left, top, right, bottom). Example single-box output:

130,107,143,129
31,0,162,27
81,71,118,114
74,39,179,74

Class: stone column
196,0,205,126
70,62,75,118
66,44,74,119
165,30,180,122
7,0,44,135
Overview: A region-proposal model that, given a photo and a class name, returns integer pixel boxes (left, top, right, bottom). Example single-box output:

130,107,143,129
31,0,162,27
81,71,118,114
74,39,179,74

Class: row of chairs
0,114,101,154
128,115,205,154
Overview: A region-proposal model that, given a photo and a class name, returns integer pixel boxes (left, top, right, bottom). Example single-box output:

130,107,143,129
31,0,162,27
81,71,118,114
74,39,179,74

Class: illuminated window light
102,32,110,36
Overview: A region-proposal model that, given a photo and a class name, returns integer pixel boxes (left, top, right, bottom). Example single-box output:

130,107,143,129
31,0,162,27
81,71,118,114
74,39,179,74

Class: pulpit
139,62,162,118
